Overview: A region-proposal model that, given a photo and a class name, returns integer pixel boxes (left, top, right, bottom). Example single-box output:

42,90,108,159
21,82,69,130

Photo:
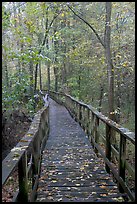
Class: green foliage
9,49,51,64
2,2,135,131
2,72,34,114
2,5,10,29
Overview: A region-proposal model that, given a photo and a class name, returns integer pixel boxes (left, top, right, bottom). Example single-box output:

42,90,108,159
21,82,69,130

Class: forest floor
2,109,31,160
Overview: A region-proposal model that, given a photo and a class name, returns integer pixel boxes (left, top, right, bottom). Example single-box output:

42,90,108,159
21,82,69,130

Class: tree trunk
54,67,58,92
39,61,42,90
13,2,21,82
34,9,61,95
3,56,9,87
104,2,115,121
34,63,38,94
45,8,51,92
114,14,122,123
46,38,50,91
98,84,104,112
53,27,59,92
116,73,121,123
78,75,81,100
29,60,33,97
105,2,117,160
47,63,50,91
61,14,67,87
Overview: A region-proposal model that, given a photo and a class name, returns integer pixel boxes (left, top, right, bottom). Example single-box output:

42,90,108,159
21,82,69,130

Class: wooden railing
2,102,49,202
49,90,135,202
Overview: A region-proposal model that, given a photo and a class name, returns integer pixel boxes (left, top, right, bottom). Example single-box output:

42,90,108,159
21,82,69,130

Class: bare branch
41,10,62,50
67,5,105,48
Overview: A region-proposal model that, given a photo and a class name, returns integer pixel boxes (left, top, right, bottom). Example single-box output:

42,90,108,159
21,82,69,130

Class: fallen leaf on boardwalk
100,185,107,189
47,192,52,196
72,187,78,190
20,139,28,142
39,175,48,180
57,198,63,201
65,195,73,198
100,194,107,196
13,153,20,157
75,183,80,186
52,180,57,183
47,196,54,200
80,166,84,170
27,134,33,136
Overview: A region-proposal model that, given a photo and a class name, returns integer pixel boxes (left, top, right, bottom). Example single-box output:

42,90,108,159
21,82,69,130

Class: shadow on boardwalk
36,98,124,202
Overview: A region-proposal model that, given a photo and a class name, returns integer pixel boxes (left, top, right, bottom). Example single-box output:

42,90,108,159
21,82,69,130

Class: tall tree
67,2,115,121
34,8,61,94
104,2,115,120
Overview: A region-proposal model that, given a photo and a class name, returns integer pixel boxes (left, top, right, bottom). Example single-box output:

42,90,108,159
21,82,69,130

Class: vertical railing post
18,151,28,202
72,100,75,117
74,101,77,118
118,134,126,192
105,124,111,173
94,116,99,154
71,99,73,114
32,134,39,188
90,112,95,147
83,107,86,131
81,106,84,128
79,105,82,126
75,102,78,122
86,108,90,135
88,110,92,138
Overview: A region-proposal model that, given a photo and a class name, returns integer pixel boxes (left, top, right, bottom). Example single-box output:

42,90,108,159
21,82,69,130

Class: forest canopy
2,2,135,131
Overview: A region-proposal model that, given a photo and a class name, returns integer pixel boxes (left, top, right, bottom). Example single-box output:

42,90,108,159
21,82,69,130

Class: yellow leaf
100,194,107,196
20,139,28,142
27,133,33,136
110,112,115,115
61,13,64,17
123,62,128,67
52,180,57,183
76,183,80,186
80,166,84,170
100,185,107,189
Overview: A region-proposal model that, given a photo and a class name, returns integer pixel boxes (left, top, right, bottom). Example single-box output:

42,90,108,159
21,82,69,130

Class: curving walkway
36,98,124,202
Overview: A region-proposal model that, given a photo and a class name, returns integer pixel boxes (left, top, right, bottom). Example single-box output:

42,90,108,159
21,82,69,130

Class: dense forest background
2,2,135,146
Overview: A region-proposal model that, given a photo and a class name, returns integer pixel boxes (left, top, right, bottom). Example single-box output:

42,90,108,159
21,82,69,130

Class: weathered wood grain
36,99,126,202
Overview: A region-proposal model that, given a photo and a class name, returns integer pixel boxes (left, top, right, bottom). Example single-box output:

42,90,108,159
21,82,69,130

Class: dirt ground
2,110,32,202
2,110,31,160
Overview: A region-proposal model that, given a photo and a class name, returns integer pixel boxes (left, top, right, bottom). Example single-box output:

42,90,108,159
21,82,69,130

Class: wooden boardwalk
36,99,125,202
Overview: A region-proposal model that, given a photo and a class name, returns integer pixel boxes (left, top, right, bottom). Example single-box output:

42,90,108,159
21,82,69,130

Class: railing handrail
49,90,135,144
49,90,135,201
2,97,49,202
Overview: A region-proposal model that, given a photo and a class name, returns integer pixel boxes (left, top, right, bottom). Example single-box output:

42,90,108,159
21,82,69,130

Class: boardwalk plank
36,99,125,202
